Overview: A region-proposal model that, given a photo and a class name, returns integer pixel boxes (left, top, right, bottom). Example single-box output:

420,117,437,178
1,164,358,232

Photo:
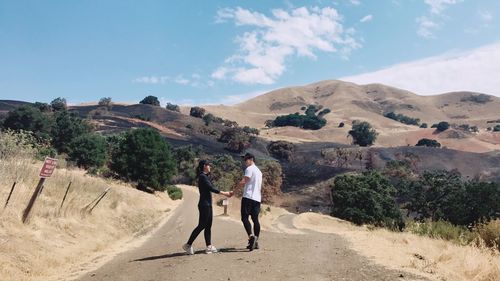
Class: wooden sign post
22,157,57,223
222,199,229,216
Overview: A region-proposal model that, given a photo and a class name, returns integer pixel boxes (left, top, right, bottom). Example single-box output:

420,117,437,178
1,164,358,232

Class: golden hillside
205,80,500,152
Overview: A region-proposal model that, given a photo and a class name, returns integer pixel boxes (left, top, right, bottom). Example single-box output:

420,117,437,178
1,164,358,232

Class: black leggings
187,205,213,246
241,197,261,237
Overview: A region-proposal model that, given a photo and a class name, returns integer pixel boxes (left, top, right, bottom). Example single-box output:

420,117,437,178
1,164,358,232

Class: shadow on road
131,248,249,262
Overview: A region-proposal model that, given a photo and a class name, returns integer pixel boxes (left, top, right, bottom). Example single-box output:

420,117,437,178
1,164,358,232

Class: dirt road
75,187,428,281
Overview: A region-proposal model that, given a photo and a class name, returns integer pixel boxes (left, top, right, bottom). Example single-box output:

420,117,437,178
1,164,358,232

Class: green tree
110,128,176,191
436,121,450,132
68,133,107,169
139,95,160,106
51,110,91,153
210,154,241,191
416,138,441,148
2,105,53,140
166,102,180,112
98,97,112,108
348,121,378,147
331,172,404,229
189,106,206,118
50,97,67,111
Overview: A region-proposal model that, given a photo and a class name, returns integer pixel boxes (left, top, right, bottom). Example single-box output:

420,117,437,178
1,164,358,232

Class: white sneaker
205,245,218,254
182,243,194,255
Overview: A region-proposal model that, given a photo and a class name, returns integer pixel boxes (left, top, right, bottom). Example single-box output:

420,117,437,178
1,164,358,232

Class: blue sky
1,0,499,105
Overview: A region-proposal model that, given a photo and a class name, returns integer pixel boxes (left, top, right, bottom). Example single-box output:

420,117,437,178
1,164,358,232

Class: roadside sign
39,157,57,178
222,199,229,206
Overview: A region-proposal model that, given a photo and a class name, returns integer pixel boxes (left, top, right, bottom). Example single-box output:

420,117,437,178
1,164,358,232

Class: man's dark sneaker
247,236,257,251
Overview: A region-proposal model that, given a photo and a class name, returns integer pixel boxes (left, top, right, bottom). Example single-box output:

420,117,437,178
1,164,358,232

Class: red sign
39,157,58,178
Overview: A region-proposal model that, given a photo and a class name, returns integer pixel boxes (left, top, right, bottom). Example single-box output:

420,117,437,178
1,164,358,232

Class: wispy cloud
424,0,462,15
213,6,360,85
360,14,373,23
341,42,500,97
349,0,361,6
133,74,214,88
417,0,463,38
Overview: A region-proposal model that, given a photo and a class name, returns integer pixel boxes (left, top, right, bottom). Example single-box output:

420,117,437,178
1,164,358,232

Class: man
237,152,262,251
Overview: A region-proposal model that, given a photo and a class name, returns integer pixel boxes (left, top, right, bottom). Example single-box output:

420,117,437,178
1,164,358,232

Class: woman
182,159,232,255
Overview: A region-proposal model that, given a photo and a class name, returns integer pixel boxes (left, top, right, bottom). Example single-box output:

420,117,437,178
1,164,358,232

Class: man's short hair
242,152,255,161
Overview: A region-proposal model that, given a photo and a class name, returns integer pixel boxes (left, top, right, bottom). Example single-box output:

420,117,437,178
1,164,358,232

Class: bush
474,219,500,251
0,129,37,160
189,106,206,118
98,97,112,108
406,220,475,245
269,104,329,130
172,145,202,185
242,126,260,135
420,123,428,128
68,133,107,169
33,102,52,112
416,138,441,148
203,113,215,126
110,128,177,191
494,125,500,132
384,112,420,126
51,110,92,153
267,141,295,161
460,94,492,104
166,102,180,112
2,105,53,141
436,121,450,132
210,154,241,192
348,121,378,147
50,97,67,111
259,160,283,203
166,185,183,200
139,95,160,106
218,128,251,153
331,172,404,229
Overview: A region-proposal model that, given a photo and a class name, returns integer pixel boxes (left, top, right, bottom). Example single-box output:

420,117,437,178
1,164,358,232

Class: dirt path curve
76,186,428,281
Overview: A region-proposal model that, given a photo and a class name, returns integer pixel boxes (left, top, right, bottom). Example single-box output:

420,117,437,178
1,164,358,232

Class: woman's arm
201,174,232,197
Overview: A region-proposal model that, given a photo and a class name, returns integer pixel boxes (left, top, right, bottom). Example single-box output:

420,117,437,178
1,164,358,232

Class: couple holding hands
182,153,263,254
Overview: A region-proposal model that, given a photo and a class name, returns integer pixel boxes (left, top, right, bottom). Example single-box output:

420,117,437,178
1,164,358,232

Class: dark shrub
166,102,180,112
189,106,206,118
50,97,67,111
2,105,53,140
416,138,441,148
436,121,450,132
139,95,160,106
348,121,378,147
68,133,107,169
267,141,295,161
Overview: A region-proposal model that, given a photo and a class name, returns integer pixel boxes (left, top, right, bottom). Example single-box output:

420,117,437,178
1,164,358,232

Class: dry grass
0,143,177,281
294,213,500,281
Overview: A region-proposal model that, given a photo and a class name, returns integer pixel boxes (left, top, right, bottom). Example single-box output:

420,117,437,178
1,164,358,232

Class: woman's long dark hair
196,160,208,177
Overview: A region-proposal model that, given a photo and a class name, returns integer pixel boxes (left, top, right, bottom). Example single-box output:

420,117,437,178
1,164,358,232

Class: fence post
82,188,110,214
22,178,46,224
59,181,72,211
4,181,17,209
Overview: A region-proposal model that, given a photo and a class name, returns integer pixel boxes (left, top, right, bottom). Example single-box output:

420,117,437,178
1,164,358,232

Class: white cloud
341,42,500,97
360,14,373,23
132,76,170,84
133,74,214,88
424,0,462,15
213,6,360,84
416,16,438,38
479,10,493,22
349,0,361,5
417,0,463,38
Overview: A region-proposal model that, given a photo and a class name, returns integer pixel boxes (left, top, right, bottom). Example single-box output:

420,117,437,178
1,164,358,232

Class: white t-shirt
243,164,263,202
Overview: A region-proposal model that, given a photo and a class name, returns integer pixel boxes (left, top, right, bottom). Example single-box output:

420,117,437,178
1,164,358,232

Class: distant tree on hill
110,128,176,191
420,123,428,128
139,95,160,106
166,102,180,112
494,125,500,132
2,105,53,140
384,111,420,126
189,106,206,118
416,138,441,148
202,113,215,126
98,97,112,108
348,121,378,147
68,133,107,169
33,102,52,112
50,97,67,111
267,141,295,161
436,121,450,132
